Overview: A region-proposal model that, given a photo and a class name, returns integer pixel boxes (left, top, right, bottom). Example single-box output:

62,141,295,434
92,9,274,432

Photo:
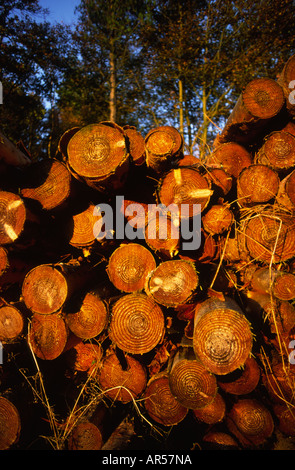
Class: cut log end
66,341,103,373
159,167,212,214
237,164,279,206
168,358,217,410
69,204,101,248
145,259,198,307
0,191,26,245
20,159,71,211
193,392,226,425
67,421,103,450
98,353,147,403
66,292,108,340
145,126,183,173
144,374,188,426
109,293,165,355
244,212,295,263
226,398,274,448
242,77,285,119
107,243,156,293
67,122,129,191
256,131,295,170
209,142,252,178
22,264,68,315
0,305,24,343
193,299,253,375
27,312,68,361
202,204,234,235
0,397,21,450
218,357,261,395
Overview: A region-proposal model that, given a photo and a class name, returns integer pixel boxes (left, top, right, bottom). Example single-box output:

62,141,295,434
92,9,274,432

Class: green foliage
1,0,295,158
0,0,72,157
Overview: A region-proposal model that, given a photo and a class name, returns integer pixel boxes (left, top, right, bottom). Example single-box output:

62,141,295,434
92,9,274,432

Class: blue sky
38,0,80,24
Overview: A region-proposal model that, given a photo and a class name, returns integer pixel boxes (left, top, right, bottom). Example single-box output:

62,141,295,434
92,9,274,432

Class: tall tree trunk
109,38,116,123
178,78,184,136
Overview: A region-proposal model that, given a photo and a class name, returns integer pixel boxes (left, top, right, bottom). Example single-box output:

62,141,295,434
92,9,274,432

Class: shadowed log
143,372,188,426
0,397,21,450
168,352,218,410
98,352,147,403
226,398,274,448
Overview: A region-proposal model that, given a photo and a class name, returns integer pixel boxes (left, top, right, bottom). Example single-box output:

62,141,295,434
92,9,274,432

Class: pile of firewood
0,54,295,451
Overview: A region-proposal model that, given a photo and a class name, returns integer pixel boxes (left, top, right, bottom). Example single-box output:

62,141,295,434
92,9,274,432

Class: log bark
217,357,261,395
143,371,188,426
123,125,146,166
0,130,31,170
277,53,295,117
145,259,198,307
107,243,156,293
145,210,181,259
98,352,147,403
237,164,280,206
276,169,295,212
255,131,295,170
0,396,21,450
193,297,253,375
213,77,285,148
226,398,274,448
57,127,80,161
144,125,183,173
67,121,130,193
109,293,165,355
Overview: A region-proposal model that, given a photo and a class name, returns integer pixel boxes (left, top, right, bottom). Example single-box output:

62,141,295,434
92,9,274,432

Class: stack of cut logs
0,55,295,451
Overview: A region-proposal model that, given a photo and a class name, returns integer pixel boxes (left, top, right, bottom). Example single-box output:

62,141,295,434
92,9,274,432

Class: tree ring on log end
109,293,165,354
0,397,21,450
193,306,252,375
67,123,127,179
168,359,217,409
22,264,68,314
0,192,26,245
242,78,285,119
